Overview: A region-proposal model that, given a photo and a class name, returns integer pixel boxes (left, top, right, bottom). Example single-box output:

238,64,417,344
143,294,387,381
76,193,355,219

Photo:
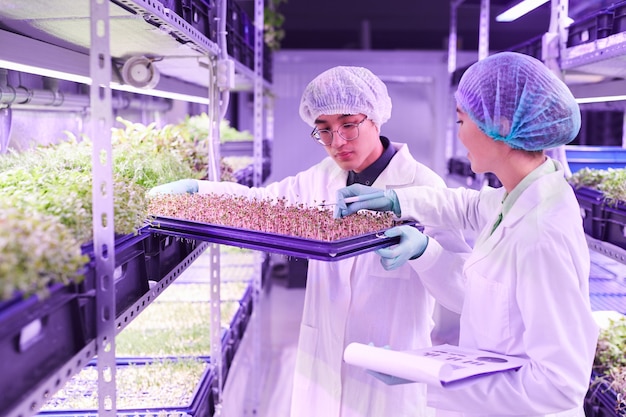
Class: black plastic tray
148,216,410,261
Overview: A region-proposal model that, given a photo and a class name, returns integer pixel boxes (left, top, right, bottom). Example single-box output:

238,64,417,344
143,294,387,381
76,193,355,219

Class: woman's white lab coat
395,159,599,417
197,142,470,417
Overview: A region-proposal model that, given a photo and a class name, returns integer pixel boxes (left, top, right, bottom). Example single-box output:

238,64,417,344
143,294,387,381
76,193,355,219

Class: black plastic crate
182,0,216,41
567,9,614,47
447,156,475,178
509,34,543,60
156,0,184,16
585,373,623,417
226,0,243,38
263,44,273,83
0,284,88,414
599,201,626,250
226,29,246,64
144,233,199,282
573,186,606,239
79,232,151,339
611,2,626,33
240,8,254,47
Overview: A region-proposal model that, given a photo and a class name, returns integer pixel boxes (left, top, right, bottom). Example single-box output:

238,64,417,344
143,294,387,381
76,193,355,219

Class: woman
335,52,599,416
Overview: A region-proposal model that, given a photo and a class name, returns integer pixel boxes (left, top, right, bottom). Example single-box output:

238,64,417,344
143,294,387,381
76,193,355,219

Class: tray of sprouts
147,194,416,261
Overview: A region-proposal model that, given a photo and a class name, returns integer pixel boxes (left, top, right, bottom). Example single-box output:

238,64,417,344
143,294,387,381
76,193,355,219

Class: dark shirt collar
347,136,397,186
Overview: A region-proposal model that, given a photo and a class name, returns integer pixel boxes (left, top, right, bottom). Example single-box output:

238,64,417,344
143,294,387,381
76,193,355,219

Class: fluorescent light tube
575,95,626,104
0,60,91,85
496,0,550,22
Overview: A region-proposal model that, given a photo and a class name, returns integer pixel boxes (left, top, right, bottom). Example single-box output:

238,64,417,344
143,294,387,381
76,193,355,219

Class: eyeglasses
310,116,368,146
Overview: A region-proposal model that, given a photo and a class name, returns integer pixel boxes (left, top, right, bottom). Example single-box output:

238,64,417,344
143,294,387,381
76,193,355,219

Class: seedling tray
38,357,215,417
148,216,410,261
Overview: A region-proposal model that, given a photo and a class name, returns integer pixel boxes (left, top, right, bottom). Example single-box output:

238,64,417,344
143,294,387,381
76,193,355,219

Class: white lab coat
395,159,599,417
198,142,471,417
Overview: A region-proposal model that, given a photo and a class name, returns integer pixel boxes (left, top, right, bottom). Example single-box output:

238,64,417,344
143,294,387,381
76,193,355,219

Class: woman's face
313,114,383,173
456,107,506,174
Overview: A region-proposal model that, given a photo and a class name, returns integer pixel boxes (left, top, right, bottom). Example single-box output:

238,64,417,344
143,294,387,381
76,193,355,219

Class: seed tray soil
38,357,215,417
149,216,416,261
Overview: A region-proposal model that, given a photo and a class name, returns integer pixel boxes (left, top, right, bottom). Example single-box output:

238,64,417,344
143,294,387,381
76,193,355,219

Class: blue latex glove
147,179,199,197
364,343,413,385
334,184,400,218
366,370,414,385
375,225,429,270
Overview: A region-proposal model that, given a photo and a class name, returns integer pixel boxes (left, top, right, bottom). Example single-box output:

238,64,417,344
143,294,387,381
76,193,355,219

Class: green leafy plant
264,0,288,51
0,140,148,243
568,168,626,205
42,358,208,411
0,203,88,301
591,315,626,414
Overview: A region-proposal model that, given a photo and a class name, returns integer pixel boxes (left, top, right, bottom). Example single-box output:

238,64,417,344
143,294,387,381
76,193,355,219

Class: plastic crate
0,284,88,414
156,0,184,16
182,0,216,41
447,156,475,178
611,2,626,33
144,233,199,282
263,43,273,83
565,145,626,173
573,186,606,239
509,34,543,60
585,373,623,417
226,0,242,38
240,8,254,47
567,9,614,47
599,201,626,250
79,232,151,337
226,30,246,65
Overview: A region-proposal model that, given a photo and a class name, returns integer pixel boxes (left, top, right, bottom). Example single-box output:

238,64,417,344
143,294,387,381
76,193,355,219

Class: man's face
313,114,383,173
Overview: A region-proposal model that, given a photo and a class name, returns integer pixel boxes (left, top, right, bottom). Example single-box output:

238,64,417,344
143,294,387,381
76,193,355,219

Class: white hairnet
455,52,581,151
299,66,392,128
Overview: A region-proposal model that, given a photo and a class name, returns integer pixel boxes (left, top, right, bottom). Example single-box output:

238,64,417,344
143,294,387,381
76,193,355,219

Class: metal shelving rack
0,0,268,416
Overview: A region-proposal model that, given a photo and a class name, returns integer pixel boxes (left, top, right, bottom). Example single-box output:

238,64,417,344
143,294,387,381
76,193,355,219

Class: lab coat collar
466,161,567,266
325,142,416,196
372,142,417,189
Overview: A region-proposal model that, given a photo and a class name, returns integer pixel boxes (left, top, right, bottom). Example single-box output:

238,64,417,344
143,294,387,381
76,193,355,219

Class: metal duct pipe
0,83,88,107
0,85,172,112
0,69,172,112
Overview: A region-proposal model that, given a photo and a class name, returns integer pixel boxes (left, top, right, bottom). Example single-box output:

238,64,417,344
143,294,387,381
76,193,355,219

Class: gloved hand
147,179,199,197
375,225,429,270
334,184,400,218
364,343,412,385
366,370,413,385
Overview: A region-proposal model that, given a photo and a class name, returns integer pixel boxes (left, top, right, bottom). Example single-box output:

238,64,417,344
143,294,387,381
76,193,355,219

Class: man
149,66,470,417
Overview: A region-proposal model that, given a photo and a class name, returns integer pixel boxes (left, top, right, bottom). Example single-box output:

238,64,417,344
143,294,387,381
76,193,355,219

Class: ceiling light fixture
575,95,626,104
496,0,550,22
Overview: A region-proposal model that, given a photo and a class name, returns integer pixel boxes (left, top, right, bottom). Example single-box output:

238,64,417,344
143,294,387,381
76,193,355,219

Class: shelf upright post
240,0,266,414
478,0,490,61
542,0,573,176
89,0,116,415
211,0,227,414
446,0,463,165
252,0,264,188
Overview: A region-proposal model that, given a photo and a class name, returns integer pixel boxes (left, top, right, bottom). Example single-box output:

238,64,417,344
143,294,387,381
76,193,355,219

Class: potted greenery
586,314,626,416
568,168,626,249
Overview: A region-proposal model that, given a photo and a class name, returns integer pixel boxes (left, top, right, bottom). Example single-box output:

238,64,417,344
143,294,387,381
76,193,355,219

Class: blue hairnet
299,66,392,128
455,52,581,151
